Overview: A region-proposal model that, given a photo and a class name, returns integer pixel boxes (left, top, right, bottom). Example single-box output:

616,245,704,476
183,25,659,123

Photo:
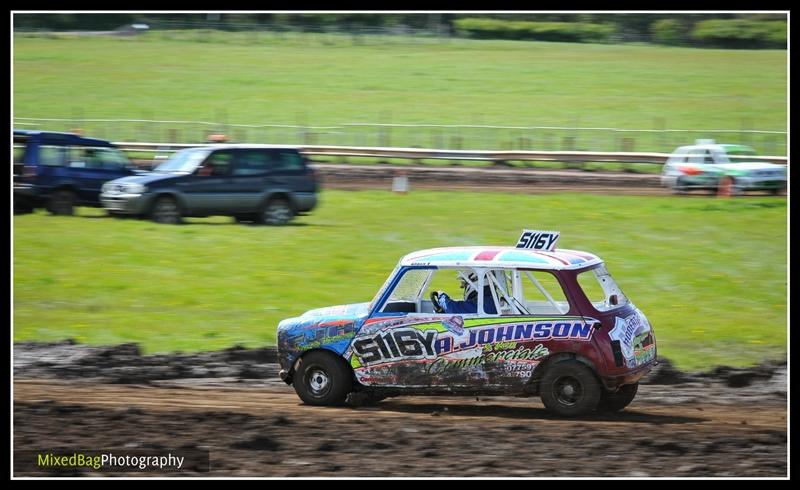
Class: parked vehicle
101,145,318,225
661,140,787,195
13,129,142,215
277,230,657,417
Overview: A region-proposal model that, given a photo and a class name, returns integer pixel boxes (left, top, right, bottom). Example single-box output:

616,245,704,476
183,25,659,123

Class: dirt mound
13,341,786,401
13,340,281,385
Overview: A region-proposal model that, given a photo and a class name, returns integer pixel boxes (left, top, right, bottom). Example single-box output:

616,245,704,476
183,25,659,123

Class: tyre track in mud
13,379,787,477
12,342,787,477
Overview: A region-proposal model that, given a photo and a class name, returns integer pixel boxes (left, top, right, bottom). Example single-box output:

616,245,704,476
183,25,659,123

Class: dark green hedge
691,19,787,49
650,19,687,46
453,18,615,43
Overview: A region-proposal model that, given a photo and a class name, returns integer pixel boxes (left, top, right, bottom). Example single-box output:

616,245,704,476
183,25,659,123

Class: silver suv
101,145,317,224
661,141,786,195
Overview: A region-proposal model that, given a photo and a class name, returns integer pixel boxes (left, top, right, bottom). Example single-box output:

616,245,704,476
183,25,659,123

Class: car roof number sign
516,229,560,251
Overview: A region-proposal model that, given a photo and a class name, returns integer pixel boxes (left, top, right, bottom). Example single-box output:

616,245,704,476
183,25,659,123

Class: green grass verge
13,32,787,153
13,190,786,370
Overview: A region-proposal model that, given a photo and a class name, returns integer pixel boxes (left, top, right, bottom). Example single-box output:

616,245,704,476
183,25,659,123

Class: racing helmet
460,272,478,301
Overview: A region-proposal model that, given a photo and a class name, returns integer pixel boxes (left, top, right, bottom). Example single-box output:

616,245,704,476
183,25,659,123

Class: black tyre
539,360,602,417
770,185,786,196
234,214,256,224
597,383,638,413
672,177,688,195
150,196,182,224
47,189,76,216
14,199,34,215
258,198,293,226
293,351,353,406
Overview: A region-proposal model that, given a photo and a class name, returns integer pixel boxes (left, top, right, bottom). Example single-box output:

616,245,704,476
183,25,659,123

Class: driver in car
431,273,497,314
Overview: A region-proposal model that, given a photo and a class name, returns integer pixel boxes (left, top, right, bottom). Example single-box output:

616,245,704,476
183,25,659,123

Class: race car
661,140,787,195
277,230,657,417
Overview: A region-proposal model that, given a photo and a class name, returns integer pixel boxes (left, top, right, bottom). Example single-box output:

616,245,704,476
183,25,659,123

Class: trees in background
12,13,787,49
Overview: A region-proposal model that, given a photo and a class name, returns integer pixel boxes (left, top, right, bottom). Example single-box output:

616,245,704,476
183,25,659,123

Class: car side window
711,150,729,164
69,146,106,169
39,145,67,166
232,150,271,176
271,151,305,173
200,151,233,176
14,145,27,164
520,270,570,315
686,149,705,165
702,150,715,165
93,147,131,170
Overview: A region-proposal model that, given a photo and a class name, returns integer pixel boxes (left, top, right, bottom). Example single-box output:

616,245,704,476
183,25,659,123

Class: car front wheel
150,196,182,224
539,360,601,417
293,351,352,406
672,177,688,195
47,189,76,215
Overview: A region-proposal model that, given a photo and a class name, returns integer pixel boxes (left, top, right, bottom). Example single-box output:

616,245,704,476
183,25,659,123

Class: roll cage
373,265,572,316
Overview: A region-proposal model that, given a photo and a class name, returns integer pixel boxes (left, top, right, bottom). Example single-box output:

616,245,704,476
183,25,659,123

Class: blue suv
13,129,142,215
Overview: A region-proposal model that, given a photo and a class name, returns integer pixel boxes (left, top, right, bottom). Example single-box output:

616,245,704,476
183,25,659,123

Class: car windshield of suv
576,263,629,312
154,148,210,173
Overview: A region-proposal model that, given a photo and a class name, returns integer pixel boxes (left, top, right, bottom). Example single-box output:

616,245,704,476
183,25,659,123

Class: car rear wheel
47,189,76,216
770,185,786,196
258,198,293,226
597,383,638,413
717,176,741,197
14,198,34,215
539,360,601,417
293,351,352,406
672,177,688,195
150,196,182,224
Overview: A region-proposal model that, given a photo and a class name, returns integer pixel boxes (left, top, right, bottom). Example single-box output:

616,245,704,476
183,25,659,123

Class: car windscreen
154,148,210,173
369,264,402,312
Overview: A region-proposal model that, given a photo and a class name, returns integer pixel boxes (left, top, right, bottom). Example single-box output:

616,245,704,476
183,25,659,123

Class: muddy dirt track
312,164,787,196
13,342,787,478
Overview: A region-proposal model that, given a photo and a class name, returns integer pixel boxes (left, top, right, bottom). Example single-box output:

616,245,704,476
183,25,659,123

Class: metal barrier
14,117,788,155
113,142,788,166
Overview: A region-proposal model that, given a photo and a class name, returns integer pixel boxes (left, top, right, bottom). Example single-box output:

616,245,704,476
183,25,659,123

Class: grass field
13,32,787,152
13,190,787,370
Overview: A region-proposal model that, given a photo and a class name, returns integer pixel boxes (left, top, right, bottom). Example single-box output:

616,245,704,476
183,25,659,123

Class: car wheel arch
289,348,355,386
260,191,295,211
526,352,600,395
49,183,80,198
149,192,186,214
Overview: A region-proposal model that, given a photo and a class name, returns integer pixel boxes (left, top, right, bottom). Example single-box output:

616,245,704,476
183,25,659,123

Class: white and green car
661,141,786,195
